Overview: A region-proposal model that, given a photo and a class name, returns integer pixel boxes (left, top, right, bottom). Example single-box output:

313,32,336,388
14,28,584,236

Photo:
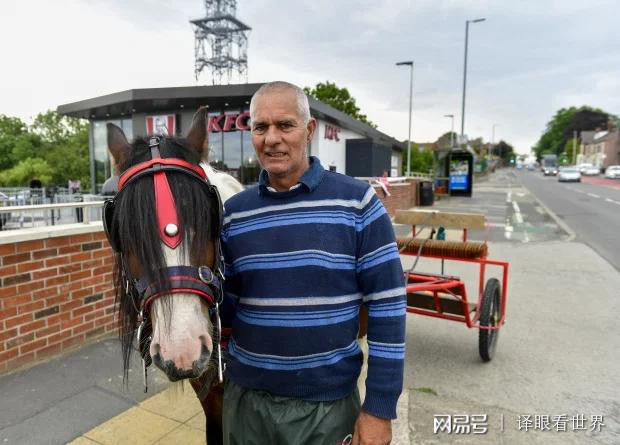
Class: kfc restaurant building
57,83,403,193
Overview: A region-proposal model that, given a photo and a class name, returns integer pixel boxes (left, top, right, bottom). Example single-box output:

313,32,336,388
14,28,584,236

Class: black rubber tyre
479,278,501,362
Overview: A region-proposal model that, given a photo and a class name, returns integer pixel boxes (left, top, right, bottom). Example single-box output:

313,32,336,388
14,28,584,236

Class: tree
435,131,457,149
304,81,376,128
494,140,515,164
0,111,90,188
0,158,53,186
402,143,433,175
535,106,612,159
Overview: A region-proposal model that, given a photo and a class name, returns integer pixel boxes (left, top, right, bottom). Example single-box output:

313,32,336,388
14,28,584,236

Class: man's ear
107,123,131,173
306,118,317,143
186,106,209,160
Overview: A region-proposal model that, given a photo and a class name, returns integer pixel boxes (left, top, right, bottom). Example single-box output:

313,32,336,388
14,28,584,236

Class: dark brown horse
104,107,370,444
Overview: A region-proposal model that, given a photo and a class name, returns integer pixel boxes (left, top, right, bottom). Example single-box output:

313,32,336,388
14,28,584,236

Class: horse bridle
102,136,225,393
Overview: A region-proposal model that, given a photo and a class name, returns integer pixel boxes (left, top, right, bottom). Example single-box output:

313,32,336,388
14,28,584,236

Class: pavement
1,169,619,444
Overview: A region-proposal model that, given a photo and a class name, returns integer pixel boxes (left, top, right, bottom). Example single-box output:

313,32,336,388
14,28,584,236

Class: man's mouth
265,152,287,158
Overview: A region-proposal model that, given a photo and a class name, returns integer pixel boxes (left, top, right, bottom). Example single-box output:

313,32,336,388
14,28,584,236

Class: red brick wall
373,180,419,216
0,231,116,374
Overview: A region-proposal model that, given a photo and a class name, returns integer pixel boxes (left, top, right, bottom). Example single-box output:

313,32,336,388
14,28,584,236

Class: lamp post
460,18,486,145
396,60,414,176
444,114,455,148
491,123,500,157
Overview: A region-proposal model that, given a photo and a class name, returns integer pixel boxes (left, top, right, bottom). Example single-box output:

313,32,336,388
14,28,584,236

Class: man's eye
278,123,293,130
253,125,266,133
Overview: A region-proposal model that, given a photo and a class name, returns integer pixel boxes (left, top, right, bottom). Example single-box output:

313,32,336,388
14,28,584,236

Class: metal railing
0,200,104,230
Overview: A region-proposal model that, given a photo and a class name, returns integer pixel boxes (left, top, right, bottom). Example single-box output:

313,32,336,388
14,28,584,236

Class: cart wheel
479,278,501,362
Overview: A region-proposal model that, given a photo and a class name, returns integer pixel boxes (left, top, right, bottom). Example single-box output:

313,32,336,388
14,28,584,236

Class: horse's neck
200,162,244,203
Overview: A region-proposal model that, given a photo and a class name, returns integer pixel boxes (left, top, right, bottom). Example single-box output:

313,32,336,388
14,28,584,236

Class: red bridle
117,147,207,249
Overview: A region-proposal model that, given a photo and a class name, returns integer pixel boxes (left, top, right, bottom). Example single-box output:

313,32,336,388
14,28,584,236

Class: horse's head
104,108,222,384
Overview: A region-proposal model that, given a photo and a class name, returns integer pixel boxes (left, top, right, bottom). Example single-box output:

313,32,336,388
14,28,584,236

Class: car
582,165,600,176
543,166,558,176
604,165,620,179
527,164,536,171
558,167,581,182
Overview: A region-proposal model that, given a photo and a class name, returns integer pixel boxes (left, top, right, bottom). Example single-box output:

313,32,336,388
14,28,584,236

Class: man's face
251,90,316,180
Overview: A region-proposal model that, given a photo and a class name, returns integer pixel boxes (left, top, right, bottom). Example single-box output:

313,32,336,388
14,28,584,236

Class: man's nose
264,125,282,146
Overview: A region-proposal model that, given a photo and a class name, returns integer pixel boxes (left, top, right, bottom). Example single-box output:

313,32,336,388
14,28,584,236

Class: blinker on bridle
103,136,226,394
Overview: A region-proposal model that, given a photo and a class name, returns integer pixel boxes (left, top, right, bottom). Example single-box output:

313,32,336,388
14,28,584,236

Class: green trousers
222,380,361,445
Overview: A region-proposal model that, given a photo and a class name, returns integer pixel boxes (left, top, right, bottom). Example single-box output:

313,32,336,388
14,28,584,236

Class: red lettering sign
208,112,250,132
324,124,341,141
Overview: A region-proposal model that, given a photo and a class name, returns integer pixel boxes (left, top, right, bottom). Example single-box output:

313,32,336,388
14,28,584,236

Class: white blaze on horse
103,107,242,444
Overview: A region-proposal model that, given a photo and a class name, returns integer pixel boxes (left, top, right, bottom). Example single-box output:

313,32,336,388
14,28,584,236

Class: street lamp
491,123,500,157
444,114,455,148
460,18,486,145
396,60,414,176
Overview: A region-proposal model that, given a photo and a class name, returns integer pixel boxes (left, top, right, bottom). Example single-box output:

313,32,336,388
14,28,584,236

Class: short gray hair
250,81,311,124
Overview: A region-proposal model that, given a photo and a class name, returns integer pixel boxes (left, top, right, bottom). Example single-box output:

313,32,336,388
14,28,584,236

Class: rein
103,136,226,396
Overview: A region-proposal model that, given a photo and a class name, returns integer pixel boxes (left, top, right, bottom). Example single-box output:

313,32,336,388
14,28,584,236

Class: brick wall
372,180,419,216
0,230,116,374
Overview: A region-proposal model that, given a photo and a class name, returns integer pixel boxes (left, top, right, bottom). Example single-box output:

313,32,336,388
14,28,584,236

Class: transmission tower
190,0,251,84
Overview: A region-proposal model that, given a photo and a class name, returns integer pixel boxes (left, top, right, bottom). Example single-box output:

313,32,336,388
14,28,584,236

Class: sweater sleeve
220,211,239,330
356,187,406,420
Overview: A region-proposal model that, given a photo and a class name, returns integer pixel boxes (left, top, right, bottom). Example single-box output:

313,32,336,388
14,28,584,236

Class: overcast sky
2,0,619,154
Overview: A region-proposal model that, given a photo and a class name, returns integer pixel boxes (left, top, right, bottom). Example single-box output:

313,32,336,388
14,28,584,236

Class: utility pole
573,130,577,165
396,61,414,176
460,18,486,146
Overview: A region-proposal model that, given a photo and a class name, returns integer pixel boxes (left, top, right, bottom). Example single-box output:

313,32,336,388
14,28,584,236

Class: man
221,81,406,445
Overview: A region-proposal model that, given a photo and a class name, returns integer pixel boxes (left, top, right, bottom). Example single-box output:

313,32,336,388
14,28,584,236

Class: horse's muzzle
152,343,212,381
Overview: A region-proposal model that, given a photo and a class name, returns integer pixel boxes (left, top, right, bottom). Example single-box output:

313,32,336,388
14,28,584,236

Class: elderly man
221,81,406,445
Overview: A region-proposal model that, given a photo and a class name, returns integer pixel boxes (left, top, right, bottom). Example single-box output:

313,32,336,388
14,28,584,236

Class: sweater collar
258,156,325,196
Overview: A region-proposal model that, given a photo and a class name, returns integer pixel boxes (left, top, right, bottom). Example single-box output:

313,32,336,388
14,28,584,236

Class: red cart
395,209,508,361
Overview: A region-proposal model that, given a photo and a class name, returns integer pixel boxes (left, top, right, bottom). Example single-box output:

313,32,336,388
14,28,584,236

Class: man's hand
352,410,392,445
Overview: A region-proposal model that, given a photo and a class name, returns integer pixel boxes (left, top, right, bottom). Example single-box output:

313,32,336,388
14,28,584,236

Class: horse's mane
112,136,219,378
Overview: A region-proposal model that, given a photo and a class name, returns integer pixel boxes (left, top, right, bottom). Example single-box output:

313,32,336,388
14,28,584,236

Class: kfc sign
208,112,251,133
147,115,176,136
324,124,341,141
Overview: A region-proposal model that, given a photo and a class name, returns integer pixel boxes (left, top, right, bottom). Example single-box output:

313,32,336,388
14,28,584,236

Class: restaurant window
92,118,133,193
208,107,258,184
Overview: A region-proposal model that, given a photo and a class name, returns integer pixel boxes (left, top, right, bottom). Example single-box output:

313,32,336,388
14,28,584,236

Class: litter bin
419,181,434,206
73,194,83,223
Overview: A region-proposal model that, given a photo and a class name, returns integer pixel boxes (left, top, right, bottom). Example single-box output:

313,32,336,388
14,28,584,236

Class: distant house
580,126,620,169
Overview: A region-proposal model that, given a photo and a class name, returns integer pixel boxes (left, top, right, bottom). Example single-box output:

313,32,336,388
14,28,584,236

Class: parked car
577,163,599,175
582,165,600,176
558,167,581,182
604,165,620,179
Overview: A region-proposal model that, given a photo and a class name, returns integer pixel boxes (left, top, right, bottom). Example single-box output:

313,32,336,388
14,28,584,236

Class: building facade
579,129,620,170
57,83,403,193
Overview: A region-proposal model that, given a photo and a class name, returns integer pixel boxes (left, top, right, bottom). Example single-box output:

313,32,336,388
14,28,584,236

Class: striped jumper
221,157,406,419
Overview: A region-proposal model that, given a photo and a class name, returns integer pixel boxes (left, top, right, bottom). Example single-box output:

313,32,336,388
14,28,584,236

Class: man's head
250,81,317,189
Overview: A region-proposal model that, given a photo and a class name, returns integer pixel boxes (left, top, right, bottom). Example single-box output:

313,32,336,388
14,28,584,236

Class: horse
103,107,370,444
103,107,242,444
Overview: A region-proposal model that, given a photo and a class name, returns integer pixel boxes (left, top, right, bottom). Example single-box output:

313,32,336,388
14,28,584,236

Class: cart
395,209,508,361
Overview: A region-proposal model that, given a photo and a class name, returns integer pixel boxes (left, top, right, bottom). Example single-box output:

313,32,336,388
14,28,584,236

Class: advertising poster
449,159,469,191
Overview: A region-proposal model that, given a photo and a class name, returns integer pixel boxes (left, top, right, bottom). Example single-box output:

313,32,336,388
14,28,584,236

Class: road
401,170,620,444
516,169,620,270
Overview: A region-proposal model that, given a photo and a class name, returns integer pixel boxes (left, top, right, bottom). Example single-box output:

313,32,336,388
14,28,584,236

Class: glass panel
92,119,123,193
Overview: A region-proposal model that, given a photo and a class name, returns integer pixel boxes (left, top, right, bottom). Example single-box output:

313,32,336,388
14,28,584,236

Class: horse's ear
107,123,131,172
186,106,209,159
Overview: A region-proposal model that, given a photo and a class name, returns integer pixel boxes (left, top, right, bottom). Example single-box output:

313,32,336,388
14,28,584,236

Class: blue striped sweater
221,157,406,419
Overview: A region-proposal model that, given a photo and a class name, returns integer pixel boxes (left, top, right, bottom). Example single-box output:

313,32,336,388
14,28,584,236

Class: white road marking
512,201,523,224
506,191,512,203
587,193,600,198
535,206,545,215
